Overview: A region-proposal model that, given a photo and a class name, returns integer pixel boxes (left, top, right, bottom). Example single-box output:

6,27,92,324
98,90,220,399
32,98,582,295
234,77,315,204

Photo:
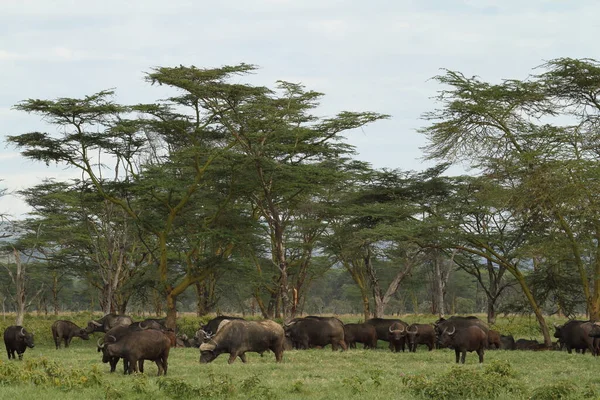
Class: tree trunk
433,255,446,317
165,289,177,330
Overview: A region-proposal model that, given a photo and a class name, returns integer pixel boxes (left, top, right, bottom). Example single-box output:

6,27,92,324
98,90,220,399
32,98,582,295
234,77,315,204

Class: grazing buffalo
284,317,347,351
200,320,284,364
51,320,89,349
98,329,170,375
405,323,435,352
86,313,133,334
499,334,516,350
3,326,35,360
388,321,409,352
343,323,378,349
438,324,487,363
487,329,501,349
555,320,598,355
434,316,488,348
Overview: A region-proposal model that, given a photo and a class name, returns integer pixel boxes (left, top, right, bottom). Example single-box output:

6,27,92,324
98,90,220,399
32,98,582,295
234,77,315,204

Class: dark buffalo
343,323,377,349
555,320,598,355
128,319,167,332
98,329,170,375
405,323,435,352
97,325,133,373
487,329,501,349
434,316,488,348
51,320,89,349
284,317,347,351
365,318,403,342
197,316,244,341
200,320,284,364
388,321,409,352
177,333,200,348
499,334,516,350
438,324,487,363
3,326,35,360
515,338,541,350
86,313,133,334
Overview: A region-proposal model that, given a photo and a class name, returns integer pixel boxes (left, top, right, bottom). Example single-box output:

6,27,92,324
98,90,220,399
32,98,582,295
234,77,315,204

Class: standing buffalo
98,329,170,375
487,329,501,349
555,320,598,355
434,316,488,348
388,321,409,352
4,326,35,360
86,313,133,334
438,324,487,363
405,323,435,352
343,323,377,349
200,320,284,364
284,317,347,351
51,320,89,349
365,318,404,350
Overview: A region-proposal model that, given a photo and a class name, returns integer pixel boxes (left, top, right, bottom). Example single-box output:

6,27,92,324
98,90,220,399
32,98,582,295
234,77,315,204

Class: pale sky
1,0,597,216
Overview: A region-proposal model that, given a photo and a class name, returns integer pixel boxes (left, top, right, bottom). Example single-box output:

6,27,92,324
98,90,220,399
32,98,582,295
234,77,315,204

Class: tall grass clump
401,360,524,399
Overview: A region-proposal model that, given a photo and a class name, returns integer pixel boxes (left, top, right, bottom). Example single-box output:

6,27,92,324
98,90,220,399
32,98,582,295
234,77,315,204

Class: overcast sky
1,0,597,216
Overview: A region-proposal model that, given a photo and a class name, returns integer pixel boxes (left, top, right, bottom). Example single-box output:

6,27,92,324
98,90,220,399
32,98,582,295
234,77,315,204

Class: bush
402,361,523,400
530,381,576,400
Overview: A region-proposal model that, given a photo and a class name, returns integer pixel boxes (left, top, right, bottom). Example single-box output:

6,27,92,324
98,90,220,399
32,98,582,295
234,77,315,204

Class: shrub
530,381,576,400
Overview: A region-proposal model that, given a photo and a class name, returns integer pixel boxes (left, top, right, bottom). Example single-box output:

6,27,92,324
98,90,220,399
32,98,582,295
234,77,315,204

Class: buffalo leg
477,349,484,363
54,336,60,349
228,352,238,364
460,350,466,364
139,360,144,373
65,337,71,348
128,358,138,374
454,349,460,363
154,360,163,376
239,353,247,363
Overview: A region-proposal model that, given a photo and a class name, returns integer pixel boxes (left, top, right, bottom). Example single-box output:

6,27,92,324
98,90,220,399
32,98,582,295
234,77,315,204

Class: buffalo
514,338,542,350
388,321,409,352
98,329,170,375
487,329,501,349
86,313,133,334
405,323,435,352
284,317,347,351
343,323,377,349
434,316,488,348
499,334,516,350
438,324,487,363
555,320,598,355
200,319,284,364
365,318,404,350
51,320,89,349
3,326,35,360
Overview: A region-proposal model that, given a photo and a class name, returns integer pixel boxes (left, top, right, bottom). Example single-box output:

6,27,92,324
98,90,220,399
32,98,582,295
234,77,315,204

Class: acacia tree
418,59,600,341
218,81,387,318
8,65,263,328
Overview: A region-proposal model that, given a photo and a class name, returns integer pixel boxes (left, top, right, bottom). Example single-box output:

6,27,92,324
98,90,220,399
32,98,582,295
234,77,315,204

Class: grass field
0,314,598,399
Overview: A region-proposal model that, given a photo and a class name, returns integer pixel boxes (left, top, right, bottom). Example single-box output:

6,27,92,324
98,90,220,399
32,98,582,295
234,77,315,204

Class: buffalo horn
91,320,102,327
407,325,418,334
19,327,25,337
107,334,117,343
140,321,148,330
97,338,104,348
447,325,456,336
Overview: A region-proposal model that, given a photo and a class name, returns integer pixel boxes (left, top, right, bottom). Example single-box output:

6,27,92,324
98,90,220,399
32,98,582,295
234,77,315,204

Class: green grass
0,314,597,399
1,340,600,399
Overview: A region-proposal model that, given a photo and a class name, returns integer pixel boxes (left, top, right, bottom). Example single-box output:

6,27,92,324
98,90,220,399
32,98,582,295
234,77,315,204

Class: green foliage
529,381,576,400
0,357,103,391
401,361,524,400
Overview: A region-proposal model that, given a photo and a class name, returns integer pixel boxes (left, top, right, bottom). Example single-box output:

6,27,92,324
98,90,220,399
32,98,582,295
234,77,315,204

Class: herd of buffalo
4,314,600,376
